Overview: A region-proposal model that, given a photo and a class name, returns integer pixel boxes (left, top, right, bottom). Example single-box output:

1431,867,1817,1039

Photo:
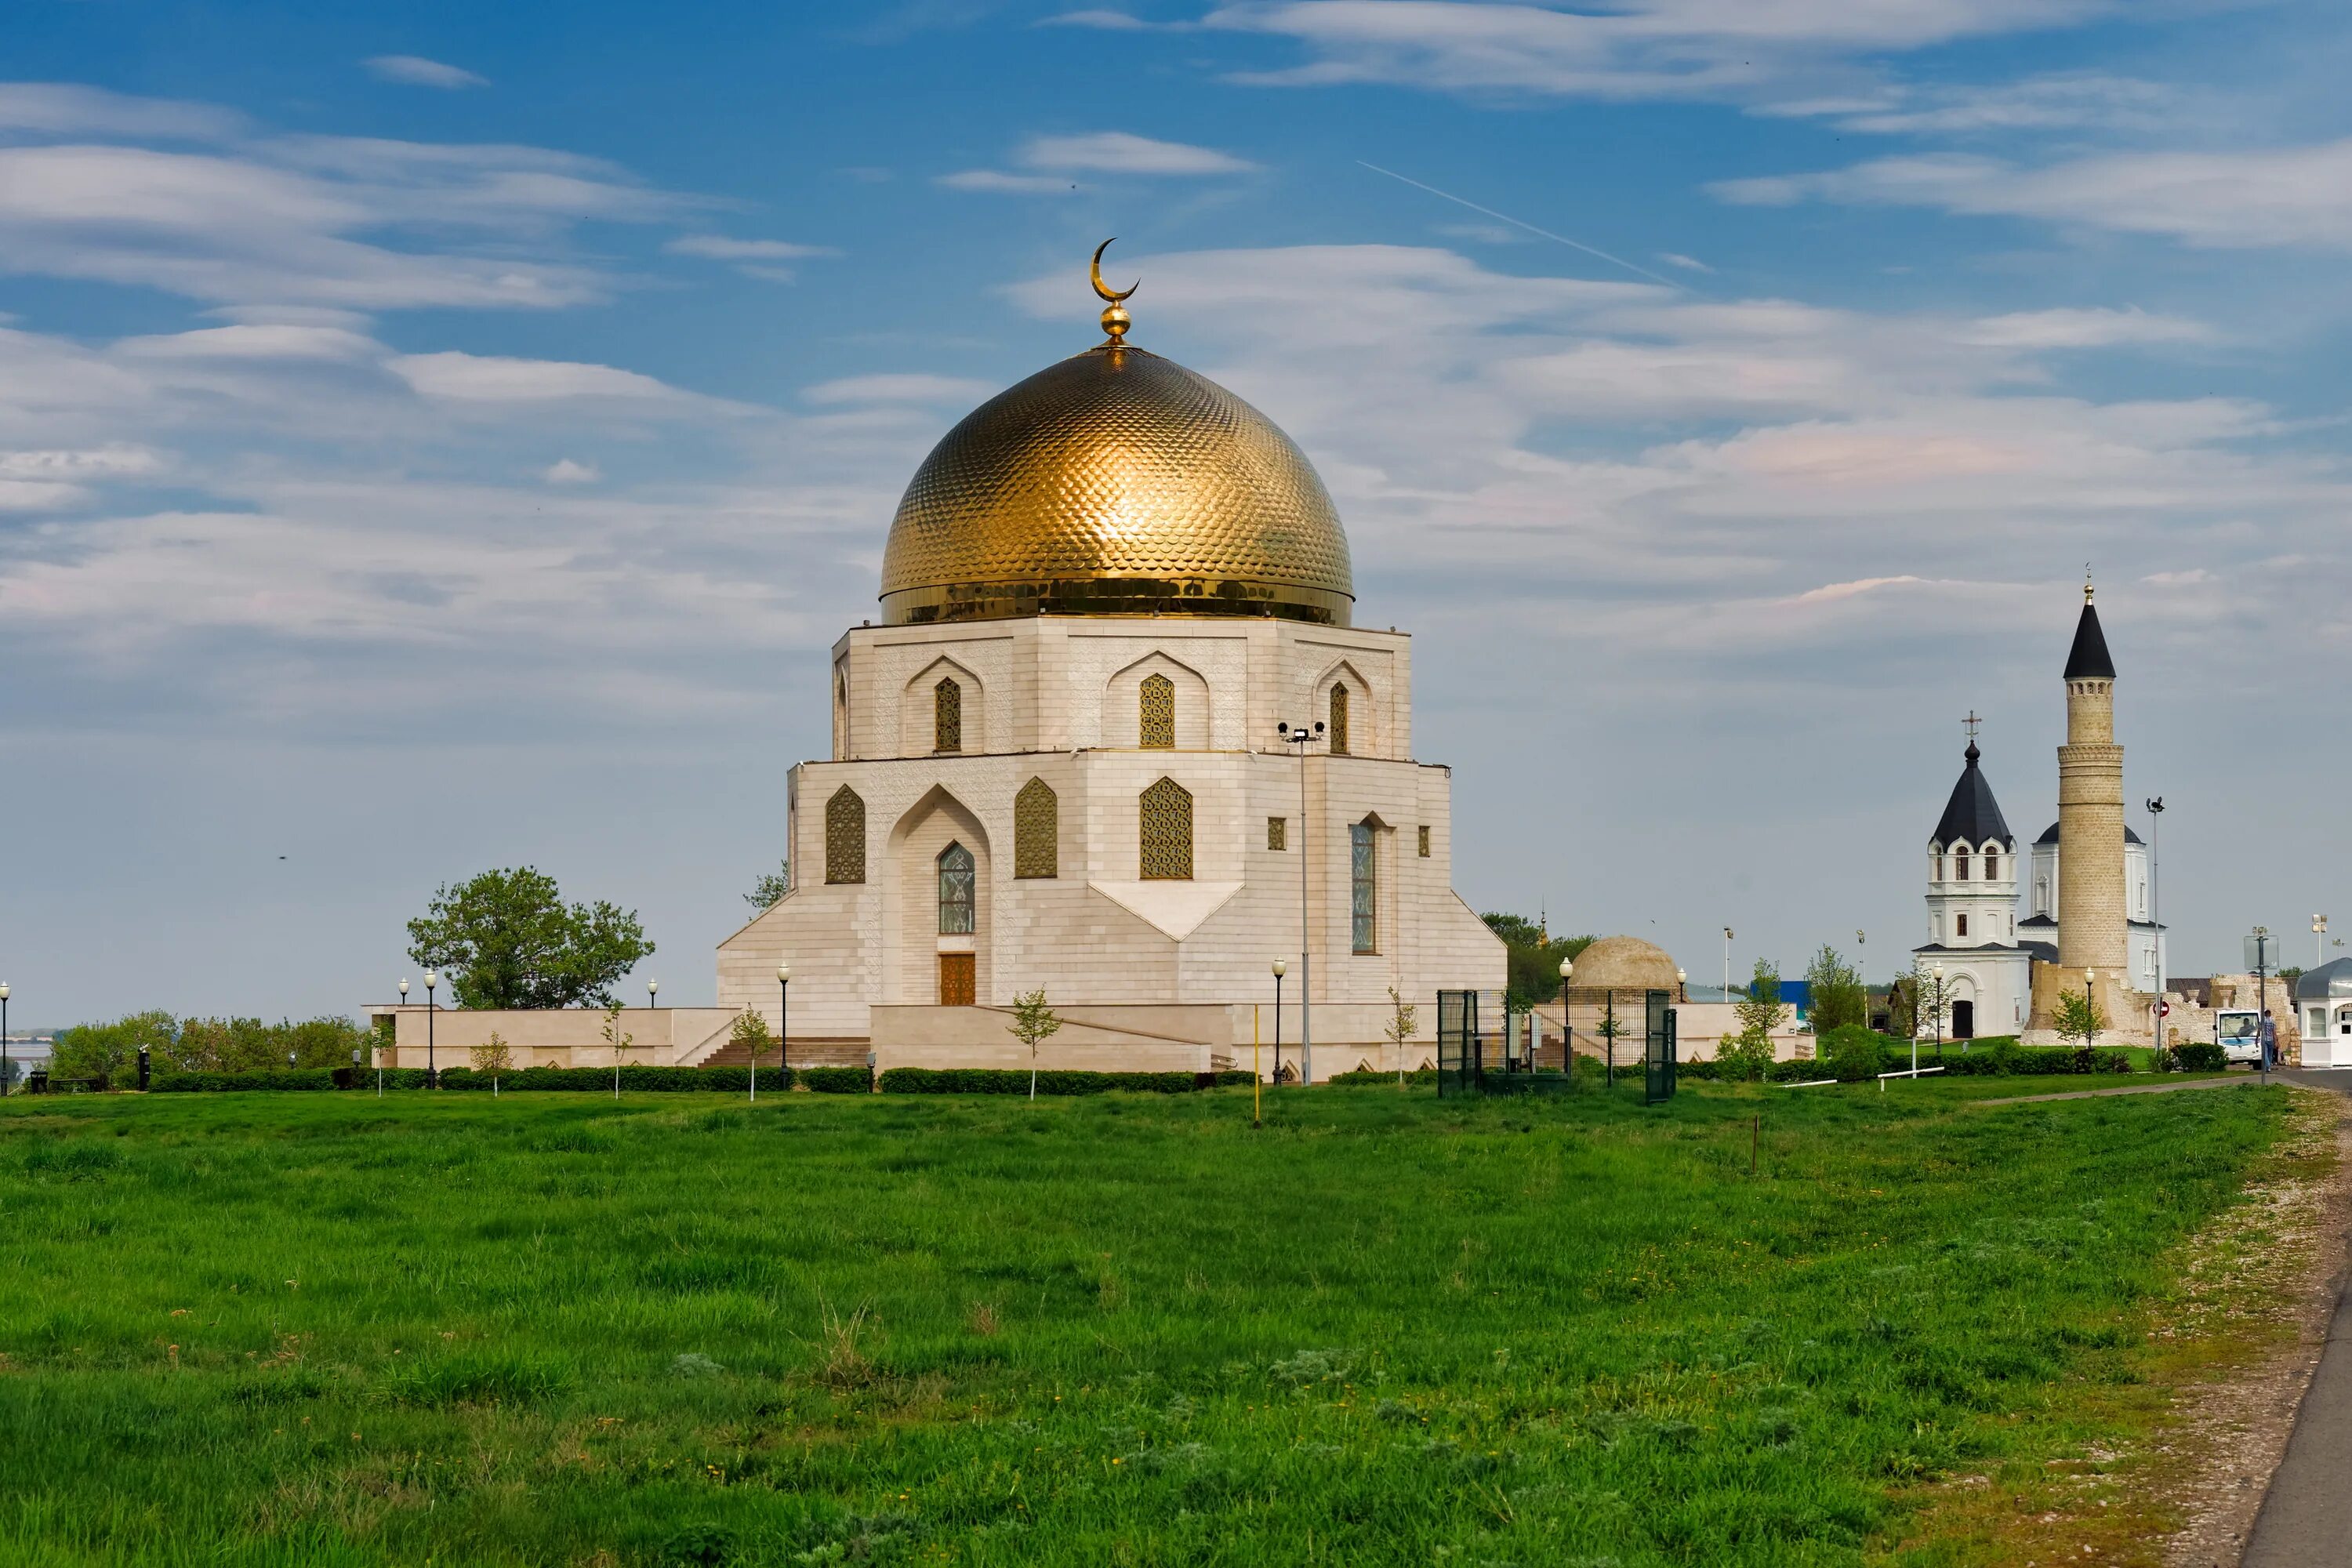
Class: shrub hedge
800,1066,875,1094
878,1067,1254,1096
2174,1041,2228,1073
1940,1040,2135,1076
155,1069,342,1092
431,1065,797,1093
1328,1068,1440,1085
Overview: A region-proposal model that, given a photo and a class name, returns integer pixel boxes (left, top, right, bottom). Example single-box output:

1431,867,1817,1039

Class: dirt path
2158,1091,2351,1567
1973,1076,2255,1108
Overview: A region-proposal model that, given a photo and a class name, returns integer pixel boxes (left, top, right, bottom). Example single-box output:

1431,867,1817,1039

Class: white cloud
1202,0,2111,101
388,351,693,404
1960,307,2215,349
363,55,489,89
1767,73,2173,134
544,458,600,484
0,82,241,140
936,169,1076,193
0,91,681,309
804,373,1000,405
664,235,836,260
942,129,1256,192
1713,140,2352,252
1657,252,1712,272
1019,130,1258,175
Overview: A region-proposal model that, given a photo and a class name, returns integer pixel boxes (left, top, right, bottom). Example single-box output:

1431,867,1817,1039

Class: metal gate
1644,989,1678,1104
1437,989,1480,1098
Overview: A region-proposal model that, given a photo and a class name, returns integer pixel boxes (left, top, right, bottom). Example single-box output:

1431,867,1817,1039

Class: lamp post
1722,928,1733,1000
1272,958,1287,1086
423,971,438,1087
1276,720,1323,1083
2083,969,2099,1049
1559,956,1573,1073
1856,929,1866,1031
2252,926,2273,1083
1,981,10,1098
772,964,791,1100
2315,914,2329,971
396,978,407,1092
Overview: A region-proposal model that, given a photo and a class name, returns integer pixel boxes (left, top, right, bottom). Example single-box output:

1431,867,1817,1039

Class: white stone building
712,270,1504,1076
1911,733,2036,1039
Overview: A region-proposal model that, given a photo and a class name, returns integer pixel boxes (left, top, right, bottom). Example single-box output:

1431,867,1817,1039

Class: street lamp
2083,969,2099,1050
1,981,10,1098
1559,956,1574,1072
771,963,791,1100
2316,914,2330,971
1275,720,1323,1083
1722,928,1733,1000
1271,958,1287,1087
1926,965,1940,1076
423,971,438,1087
396,978,408,1092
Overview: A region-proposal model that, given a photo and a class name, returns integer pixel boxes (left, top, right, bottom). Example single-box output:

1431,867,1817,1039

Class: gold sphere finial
1091,238,1138,346
2084,563,2094,603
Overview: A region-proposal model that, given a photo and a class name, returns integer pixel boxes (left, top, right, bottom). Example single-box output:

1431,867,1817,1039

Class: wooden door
938,952,975,1007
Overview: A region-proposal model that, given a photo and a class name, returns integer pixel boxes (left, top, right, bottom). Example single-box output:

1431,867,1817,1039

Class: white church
711,252,1505,1076
1914,591,2162,1041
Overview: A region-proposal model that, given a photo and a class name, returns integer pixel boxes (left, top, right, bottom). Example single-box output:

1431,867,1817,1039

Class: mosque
1912,583,2161,1042
712,248,1505,1077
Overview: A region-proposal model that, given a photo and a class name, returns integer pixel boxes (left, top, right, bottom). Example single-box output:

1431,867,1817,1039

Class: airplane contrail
1357,161,1683,289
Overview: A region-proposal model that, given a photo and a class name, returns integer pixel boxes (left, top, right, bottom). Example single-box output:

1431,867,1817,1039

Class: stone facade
2055,674,2129,978
716,614,1504,1077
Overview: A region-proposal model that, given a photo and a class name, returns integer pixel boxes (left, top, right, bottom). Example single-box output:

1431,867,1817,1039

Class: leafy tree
601,1004,634,1093
729,1008,775,1055
1906,957,1954,1041
406,866,652,1010
744,860,791,912
1385,986,1419,1086
2053,986,2105,1047
1735,960,1788,1042
1594,1000,1629,1076
469,1031,514,1093
1480,913,1594,1010
1007,989,1063,1101
50,1010,176,1081
1803,945,1867,1034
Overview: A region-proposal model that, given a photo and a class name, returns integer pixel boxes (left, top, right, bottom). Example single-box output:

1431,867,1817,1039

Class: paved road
2243,1069,2352,1567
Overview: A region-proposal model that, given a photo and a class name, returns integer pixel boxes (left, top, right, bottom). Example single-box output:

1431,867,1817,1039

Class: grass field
0,1077,2296,1566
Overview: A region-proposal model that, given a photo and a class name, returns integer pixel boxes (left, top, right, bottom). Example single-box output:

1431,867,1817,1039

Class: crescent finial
1091,238,1138,303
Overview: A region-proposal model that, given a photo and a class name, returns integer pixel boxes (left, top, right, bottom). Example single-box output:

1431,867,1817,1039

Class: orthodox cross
1963,710,1980,744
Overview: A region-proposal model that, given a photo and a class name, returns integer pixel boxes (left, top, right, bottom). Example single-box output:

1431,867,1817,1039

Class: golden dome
879,343,1353,626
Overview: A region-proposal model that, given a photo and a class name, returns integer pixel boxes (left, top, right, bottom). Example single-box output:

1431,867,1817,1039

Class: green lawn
0,1077,2292,1566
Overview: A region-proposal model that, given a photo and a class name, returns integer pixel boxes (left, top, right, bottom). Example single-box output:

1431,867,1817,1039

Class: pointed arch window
1014,778,1058,879
937,842,975,934
825,787,866,884
1955,848,1970,881
934,677,962,753
1139,673,1174,750
1351,821,1377,953
1140,777,1193,880
1329,684,1350,755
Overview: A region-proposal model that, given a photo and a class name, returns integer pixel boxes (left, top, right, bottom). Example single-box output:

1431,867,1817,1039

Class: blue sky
4,0,2350,1022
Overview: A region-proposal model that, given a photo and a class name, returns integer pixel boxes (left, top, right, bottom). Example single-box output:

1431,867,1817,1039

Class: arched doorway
1952,999,1975,1040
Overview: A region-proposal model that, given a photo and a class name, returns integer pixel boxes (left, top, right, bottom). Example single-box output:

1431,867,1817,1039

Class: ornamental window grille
825,787,866,884
1014,778,1058,879
1329,684,1350,755
1351,821,1377,953
1417,825,1431,858
934,677,962,753
1139,673,1174,749
1267,815,1287,851
937,841,975,935
1139,777,1193,880
1955,848,1970,881
1984,848,1999,880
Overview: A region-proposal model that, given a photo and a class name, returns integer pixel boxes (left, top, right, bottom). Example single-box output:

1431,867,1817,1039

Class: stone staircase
696,1037,870,1069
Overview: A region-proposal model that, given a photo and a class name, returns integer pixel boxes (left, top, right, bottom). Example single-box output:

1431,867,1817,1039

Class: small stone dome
1566,935,1682,996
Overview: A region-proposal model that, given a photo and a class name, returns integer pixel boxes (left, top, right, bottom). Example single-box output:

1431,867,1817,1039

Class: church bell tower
2055,578,2128,982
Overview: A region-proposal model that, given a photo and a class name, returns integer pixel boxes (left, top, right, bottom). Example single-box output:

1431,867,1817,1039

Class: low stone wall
872,1000,1427,1083
369,1006,740,1071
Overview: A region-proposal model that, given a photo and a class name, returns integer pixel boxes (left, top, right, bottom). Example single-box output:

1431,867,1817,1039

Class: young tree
1908,957,1951,1042
2053,987,2105,1047
406,866,653,1010
1594,1000,1629,1080
469,1031,514,1094
729,1008,775,1099
601,1004,634,1098
1007,988,1063,1100
1803,945,1867,1034
1385,986,1419,1086
743,859,791,912
1735,960,1789,1042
